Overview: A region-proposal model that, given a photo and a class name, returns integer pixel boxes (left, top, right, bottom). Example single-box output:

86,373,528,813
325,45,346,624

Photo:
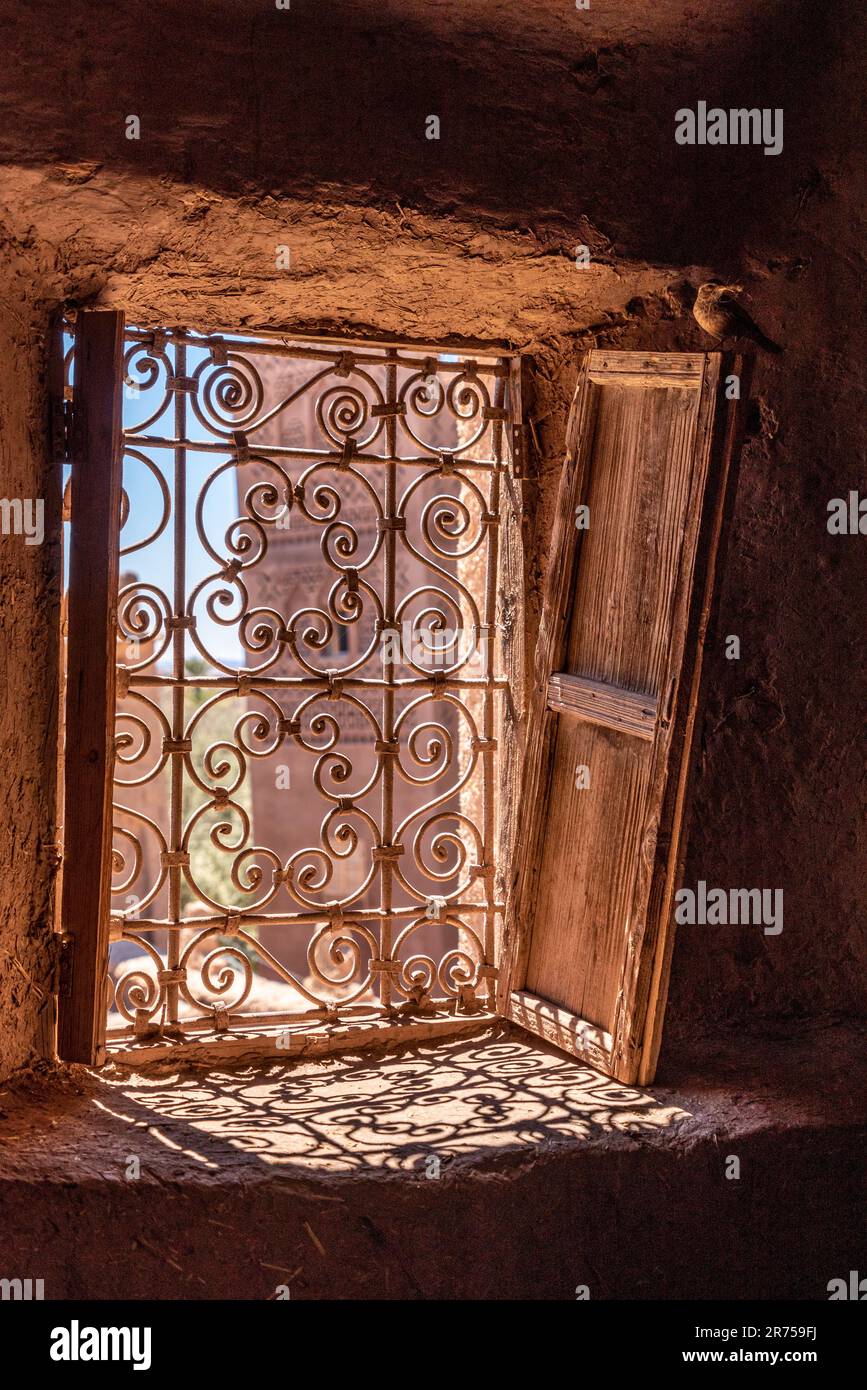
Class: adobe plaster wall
0,0,863,1074
1,1024,864,1300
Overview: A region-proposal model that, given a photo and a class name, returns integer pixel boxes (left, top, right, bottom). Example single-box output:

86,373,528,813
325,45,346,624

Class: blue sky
66,336,474,668
67,336,244,666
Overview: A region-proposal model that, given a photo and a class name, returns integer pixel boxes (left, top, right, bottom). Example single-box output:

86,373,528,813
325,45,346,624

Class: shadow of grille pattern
97,1030,690,1174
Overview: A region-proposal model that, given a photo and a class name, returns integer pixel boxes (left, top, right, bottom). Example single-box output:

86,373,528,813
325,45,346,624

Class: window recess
56,321,743,1083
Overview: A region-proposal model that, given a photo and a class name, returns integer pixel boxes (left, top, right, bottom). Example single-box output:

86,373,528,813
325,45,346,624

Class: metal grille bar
89,327,514,1048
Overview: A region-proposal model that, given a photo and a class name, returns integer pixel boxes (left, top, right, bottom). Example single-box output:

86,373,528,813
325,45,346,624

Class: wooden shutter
499,351,746,1085
57,310,125,1064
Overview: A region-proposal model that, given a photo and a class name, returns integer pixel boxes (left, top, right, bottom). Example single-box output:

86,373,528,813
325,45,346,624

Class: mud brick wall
0,0,863,1073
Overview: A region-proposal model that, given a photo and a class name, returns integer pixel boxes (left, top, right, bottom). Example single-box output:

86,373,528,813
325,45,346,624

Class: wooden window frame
57,311,126,1063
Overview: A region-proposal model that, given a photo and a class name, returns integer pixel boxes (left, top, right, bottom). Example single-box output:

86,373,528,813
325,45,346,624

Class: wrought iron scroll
88,329,513,1044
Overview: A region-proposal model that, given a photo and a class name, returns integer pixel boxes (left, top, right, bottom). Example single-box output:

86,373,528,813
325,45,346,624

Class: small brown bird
692,280,782,353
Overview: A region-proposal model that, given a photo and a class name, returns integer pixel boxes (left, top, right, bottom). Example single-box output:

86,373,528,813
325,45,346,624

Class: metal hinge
507,353,530,479
51,396,74,465
510,421,529,478
57,934,75,999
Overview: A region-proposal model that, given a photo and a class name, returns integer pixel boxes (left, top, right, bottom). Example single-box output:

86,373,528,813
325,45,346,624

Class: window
58,315,521,1064
57,318,741,1081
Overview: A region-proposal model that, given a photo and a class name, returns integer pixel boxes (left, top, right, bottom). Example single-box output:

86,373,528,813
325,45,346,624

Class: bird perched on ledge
693,280,783,353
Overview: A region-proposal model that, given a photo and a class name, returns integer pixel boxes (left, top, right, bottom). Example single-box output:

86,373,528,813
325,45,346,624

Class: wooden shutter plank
631,354,749,1084
606,360,723,1077
57,310,125,1065
546,673,657,739
566,380,704,694
499,358,598,1002
525,719,652,1029
500,350,745,1084
508,990,612,1073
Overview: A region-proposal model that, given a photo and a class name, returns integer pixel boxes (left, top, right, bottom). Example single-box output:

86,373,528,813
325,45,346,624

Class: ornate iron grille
99,328,514,1049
